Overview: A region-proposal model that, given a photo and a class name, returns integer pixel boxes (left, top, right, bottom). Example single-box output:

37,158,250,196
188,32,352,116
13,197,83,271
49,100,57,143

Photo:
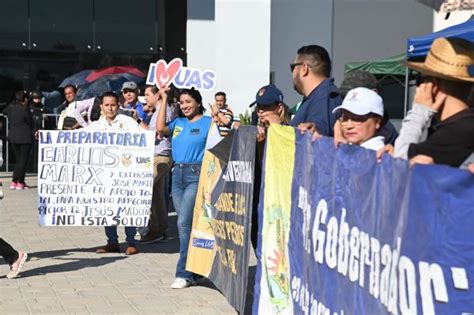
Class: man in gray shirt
139,86,175,243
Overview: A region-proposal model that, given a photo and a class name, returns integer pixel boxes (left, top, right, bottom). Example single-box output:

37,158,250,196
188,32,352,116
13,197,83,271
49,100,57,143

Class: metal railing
0,114,10,172
0,113,61,173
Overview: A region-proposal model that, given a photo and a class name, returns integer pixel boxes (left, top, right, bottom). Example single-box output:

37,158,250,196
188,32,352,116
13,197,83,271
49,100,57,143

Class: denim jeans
104,226,137,246
172,164,200,280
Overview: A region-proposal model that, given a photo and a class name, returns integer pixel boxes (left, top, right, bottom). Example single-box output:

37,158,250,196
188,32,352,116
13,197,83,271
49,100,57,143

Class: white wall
270,0,334,107
187,0,271,116
332,0,432,85
187,0,434,114
433,9,473,31
269,0,433,107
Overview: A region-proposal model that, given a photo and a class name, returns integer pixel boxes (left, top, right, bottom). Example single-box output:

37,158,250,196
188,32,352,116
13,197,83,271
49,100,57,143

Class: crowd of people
254,38,473,171
1,37,473,287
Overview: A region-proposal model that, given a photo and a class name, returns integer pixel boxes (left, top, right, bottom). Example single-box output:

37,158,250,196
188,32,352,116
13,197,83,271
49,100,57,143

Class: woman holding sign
157,87,211,289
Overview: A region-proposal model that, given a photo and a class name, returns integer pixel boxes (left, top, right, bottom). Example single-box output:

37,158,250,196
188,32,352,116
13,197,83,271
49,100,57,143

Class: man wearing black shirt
394,37,474,168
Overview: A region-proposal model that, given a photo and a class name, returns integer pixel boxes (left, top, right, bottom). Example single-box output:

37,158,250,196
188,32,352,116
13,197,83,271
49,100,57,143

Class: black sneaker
139,233,168,244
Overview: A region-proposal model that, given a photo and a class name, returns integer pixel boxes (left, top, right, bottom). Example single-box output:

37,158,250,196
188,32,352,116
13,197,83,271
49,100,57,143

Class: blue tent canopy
406,16,474,60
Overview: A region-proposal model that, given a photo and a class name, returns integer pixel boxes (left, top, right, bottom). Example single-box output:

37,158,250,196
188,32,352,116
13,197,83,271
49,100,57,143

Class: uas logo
136,156,151,168
146,58,216,91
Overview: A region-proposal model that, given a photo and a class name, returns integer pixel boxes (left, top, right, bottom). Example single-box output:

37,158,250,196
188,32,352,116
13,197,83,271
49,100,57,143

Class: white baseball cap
332,87,384,117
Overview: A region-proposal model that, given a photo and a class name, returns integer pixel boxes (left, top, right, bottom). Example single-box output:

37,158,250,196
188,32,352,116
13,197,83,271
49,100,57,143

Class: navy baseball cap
249,84,284,107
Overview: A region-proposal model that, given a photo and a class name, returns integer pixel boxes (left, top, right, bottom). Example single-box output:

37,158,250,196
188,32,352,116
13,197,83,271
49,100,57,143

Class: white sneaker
171,277,193,289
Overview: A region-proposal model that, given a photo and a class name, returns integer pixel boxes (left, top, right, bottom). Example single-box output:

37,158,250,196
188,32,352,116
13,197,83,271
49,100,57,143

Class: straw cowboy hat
405,37,474,82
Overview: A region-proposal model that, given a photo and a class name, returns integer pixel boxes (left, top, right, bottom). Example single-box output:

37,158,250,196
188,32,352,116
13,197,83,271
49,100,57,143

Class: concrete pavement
0,174,239,314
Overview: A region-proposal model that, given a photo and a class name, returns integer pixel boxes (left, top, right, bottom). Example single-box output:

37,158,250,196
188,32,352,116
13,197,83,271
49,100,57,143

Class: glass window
0,0,28,50
0,61,25,105
30,0,93,51
95,0,157,53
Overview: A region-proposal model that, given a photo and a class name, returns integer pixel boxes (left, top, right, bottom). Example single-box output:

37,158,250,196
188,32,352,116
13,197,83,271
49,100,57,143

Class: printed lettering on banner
253,126,474,315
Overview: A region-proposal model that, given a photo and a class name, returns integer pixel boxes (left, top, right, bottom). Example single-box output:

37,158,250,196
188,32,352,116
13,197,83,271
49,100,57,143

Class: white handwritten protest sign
38,130,155,226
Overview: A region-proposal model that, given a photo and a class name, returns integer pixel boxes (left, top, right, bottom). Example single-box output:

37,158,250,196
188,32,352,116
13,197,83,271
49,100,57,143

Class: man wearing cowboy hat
393,37,474,167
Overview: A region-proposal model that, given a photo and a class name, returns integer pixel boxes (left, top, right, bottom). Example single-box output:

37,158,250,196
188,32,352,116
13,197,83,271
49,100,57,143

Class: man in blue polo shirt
121,81,150,125
290,45,342,136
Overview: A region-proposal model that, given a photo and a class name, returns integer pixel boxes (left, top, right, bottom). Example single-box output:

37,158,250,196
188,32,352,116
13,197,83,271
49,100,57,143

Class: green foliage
238,110,252,125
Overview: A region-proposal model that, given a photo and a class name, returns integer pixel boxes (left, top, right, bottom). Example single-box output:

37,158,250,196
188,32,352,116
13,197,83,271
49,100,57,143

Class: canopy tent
402,16,474,113
406,15,474,60
343,54,409,120
343,16,474,119
344,53,406,77
345,16,474,77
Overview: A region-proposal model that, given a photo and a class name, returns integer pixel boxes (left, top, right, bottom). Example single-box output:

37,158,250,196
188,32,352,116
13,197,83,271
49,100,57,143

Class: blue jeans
104,226,137,246
172,164,200,280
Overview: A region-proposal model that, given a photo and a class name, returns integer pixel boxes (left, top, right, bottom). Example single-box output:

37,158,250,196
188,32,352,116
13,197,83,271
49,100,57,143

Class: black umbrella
59,70,93,88
75,73,144,101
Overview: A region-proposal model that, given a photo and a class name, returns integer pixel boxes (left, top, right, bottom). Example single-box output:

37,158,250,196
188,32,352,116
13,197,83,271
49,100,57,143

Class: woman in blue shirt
157,87,211,289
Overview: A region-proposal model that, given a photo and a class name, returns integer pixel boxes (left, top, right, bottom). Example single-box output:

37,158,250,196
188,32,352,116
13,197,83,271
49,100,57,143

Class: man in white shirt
88,92,146,131
88,91,144,255
72,97,97,128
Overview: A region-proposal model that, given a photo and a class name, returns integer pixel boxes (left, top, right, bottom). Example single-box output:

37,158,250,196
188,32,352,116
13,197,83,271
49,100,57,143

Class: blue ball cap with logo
250,84,284,107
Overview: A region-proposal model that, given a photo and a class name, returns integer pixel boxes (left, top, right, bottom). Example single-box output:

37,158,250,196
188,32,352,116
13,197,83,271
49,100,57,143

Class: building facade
1,0,437,117
0,0,186,107
188,0,434,117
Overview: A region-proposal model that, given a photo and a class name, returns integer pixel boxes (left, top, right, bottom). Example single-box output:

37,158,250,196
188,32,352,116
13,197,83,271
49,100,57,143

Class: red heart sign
154,58,183,88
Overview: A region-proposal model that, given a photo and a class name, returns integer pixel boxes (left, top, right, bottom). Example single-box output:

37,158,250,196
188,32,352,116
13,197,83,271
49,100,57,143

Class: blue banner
253,126,474,314
288,135,474,314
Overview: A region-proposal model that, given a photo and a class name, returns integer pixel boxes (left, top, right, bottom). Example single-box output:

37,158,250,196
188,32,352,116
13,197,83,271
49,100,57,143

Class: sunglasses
122,89,135,94
290,62,304,72
339,112,377,124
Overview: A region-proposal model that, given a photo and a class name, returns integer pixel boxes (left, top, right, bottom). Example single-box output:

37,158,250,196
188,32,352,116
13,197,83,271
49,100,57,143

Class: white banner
38,130,155,226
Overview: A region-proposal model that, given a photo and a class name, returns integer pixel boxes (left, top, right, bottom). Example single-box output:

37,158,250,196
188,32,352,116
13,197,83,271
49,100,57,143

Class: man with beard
290,45,342,136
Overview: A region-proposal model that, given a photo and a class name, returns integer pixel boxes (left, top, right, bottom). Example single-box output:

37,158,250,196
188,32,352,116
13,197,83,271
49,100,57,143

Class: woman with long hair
156,87,211,289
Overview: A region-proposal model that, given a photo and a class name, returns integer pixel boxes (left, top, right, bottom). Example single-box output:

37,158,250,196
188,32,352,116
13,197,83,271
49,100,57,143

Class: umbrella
59,69,93,88
416,0,474,12
85,66,145,82
76,73,144,100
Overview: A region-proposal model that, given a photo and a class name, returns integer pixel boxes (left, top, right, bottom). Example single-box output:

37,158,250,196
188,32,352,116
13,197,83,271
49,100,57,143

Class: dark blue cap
250,84,284,107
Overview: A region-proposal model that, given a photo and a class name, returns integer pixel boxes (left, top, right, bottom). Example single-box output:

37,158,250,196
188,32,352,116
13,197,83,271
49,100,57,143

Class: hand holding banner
254,125,474,314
